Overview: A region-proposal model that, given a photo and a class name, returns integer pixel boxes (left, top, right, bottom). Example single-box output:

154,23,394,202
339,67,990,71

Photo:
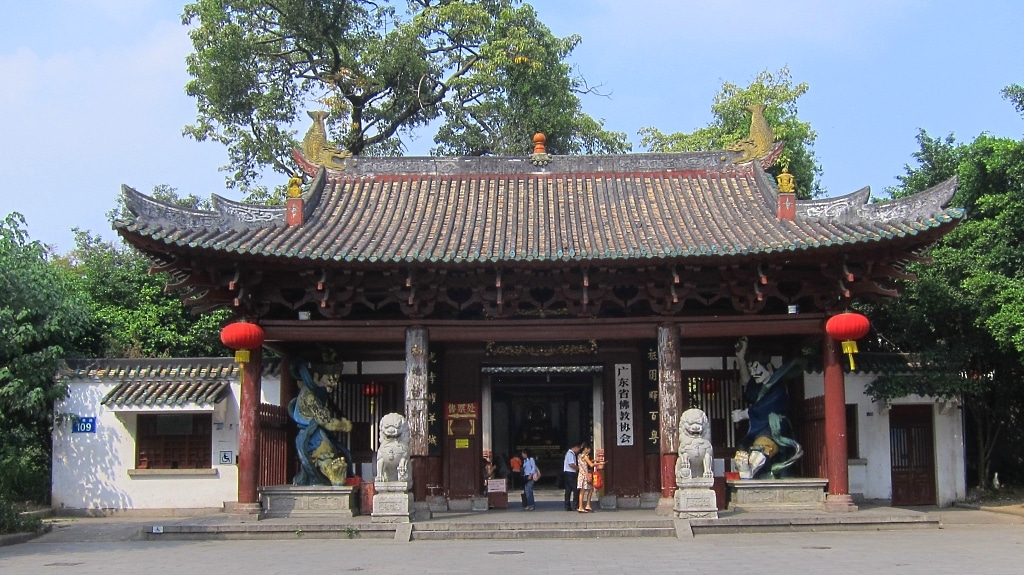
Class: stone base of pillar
655,496,675,516
824,493,859,513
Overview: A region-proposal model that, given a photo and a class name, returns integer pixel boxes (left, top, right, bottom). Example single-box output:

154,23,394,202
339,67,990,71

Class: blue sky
3,0,1023,253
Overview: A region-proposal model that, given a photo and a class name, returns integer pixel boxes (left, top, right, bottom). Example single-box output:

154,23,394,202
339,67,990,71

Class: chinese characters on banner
615,364,634,446
642,344,661,453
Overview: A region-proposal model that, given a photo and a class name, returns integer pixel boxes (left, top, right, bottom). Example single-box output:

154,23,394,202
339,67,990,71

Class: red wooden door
889,405,937,506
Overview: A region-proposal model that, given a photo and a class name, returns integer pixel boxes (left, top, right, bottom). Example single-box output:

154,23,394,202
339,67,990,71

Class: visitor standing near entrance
521,448,537,510
509,452,523,489
563,442,580,511
576,442,597,512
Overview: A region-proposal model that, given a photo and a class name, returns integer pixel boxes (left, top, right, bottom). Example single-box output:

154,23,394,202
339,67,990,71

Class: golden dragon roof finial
727,104,774,163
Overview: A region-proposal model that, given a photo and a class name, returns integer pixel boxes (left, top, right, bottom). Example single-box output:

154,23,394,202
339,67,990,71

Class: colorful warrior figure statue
290,360,354,486
731,336,804,479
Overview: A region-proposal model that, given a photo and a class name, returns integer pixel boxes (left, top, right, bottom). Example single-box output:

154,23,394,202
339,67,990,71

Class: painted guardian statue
731,336,804,479
290,360,354,486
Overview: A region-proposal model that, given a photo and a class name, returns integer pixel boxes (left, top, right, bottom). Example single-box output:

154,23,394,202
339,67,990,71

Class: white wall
803,373,966,507
52,374,282,513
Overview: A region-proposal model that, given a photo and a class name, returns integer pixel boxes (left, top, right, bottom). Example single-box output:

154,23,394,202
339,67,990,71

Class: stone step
689,514,940,535
410,521,677,540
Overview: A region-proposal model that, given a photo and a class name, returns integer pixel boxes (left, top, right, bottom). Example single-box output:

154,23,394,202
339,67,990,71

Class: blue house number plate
72,417,96,433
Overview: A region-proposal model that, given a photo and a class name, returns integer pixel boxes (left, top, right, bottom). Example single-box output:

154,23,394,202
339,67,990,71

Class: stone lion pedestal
673,408,719,519
674,478,719,519
372,481,413,523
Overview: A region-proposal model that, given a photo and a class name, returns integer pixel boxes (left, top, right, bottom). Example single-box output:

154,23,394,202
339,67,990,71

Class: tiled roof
63,358,282,381
114,151,963,267
101,379,229,408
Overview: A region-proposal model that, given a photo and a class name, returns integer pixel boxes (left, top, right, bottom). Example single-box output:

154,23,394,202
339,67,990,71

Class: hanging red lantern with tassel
826,312,870,371
220,321,266,363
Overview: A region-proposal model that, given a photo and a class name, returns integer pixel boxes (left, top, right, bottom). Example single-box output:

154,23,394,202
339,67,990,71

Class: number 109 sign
72,417,96,433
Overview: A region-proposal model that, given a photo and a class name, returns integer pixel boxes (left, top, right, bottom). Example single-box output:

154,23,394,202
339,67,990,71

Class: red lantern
826,312,870,370
220,321,266,363
362,381,384,398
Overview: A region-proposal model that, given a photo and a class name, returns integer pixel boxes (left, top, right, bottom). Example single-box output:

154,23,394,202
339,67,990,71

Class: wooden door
889,405,937,506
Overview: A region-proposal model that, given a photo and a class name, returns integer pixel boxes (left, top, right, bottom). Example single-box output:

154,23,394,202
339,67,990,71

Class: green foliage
884,130,965,200
1002,84,1024,116
638,67,822,199
0,495,42,535
0,425,49,504
182,0,628,195
61,229,229,358
1,213,90,503
868,100,1024,486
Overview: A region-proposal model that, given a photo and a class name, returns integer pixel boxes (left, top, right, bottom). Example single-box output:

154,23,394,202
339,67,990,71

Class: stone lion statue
675,408,714,484
375,412,411,483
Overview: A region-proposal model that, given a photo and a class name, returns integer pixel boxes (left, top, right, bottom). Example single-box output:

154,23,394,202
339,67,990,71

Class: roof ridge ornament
776,167,795,193
727,104,775,163
529,133,552,166
302,110,353,169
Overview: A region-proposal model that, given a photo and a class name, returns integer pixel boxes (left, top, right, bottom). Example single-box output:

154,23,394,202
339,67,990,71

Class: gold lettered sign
455,438,470,449
445,402,479,436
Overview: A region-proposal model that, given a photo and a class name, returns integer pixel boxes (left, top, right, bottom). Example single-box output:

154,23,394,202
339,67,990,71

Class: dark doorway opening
490,372,594,489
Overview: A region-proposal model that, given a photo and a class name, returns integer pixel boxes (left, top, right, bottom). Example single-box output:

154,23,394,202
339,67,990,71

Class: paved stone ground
3,500,1023,572
1,512,1023,575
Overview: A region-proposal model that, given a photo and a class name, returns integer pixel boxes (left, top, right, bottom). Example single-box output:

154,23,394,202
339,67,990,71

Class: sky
2,0,1023,254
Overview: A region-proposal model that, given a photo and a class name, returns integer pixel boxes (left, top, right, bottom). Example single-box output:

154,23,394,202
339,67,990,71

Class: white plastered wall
52,373,282,513
803,372,966,507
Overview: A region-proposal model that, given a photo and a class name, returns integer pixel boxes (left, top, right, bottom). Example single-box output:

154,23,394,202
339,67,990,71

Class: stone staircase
409,518,678,540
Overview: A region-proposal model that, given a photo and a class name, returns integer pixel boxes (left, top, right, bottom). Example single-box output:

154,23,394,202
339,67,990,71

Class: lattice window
136,414,212,469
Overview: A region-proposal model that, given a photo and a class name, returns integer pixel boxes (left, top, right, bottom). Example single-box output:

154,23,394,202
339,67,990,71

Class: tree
638,67,822,199
61,229,229,359
182,0,629,198
0,213,89,503
867,124,1024,489
884,130,965,200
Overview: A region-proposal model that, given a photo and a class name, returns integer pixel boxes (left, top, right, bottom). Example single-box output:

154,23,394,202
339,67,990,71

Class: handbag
531,468,541,481
592,469,603,489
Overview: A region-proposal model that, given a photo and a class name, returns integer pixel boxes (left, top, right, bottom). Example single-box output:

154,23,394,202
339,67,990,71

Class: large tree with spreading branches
182,0,629,199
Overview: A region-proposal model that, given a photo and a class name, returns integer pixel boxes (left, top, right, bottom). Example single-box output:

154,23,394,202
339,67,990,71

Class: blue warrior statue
730,336,804,479
290,359,355,486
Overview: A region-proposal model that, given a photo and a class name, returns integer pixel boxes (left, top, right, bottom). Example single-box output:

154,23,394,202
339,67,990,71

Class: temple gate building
54,119,965,515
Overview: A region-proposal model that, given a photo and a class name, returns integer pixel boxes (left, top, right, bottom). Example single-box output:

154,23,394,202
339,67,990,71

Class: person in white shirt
563,442,581,511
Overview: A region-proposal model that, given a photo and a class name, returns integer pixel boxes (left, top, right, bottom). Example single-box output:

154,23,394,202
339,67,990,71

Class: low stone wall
259,485,358,518
727,478,827,511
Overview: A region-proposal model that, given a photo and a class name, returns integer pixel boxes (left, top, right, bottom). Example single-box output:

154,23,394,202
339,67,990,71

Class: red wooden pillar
237,347,264,505
823,332,857,511
657,324,682,501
